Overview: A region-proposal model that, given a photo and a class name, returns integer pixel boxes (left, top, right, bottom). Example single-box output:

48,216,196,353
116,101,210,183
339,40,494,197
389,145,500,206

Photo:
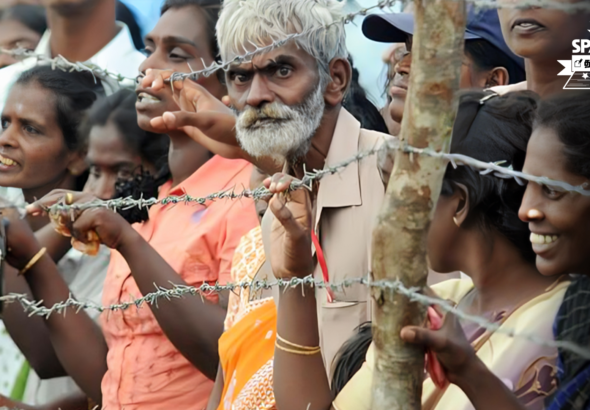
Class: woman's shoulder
431,278,474,304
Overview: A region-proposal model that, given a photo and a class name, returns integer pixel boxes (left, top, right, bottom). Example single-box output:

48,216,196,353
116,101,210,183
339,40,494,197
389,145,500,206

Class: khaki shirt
255,108,393,374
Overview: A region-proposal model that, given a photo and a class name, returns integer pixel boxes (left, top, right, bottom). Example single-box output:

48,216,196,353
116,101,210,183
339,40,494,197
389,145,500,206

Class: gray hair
217,0,348,84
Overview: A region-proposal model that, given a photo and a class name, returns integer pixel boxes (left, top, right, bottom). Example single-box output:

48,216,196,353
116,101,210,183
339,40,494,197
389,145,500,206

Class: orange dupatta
218,298,277,410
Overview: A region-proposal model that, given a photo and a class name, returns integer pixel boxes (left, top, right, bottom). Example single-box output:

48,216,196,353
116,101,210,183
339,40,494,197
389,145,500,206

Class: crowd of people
0,0,588,410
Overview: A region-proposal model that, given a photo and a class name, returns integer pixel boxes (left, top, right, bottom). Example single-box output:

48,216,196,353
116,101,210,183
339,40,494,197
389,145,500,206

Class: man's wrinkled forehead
228,41,317,71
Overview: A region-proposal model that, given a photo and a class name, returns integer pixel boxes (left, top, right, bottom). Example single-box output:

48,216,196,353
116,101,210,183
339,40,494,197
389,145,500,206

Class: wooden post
370,0,466,409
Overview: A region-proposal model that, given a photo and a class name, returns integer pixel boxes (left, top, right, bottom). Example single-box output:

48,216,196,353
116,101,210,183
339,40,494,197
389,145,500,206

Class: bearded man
147,0,394,379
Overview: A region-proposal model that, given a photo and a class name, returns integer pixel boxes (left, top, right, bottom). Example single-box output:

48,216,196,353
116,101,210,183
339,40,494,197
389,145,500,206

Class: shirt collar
315,108,362,205
35,22,135,65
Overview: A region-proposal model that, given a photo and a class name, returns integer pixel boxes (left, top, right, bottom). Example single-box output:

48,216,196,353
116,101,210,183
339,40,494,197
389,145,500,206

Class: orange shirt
100,156,258,410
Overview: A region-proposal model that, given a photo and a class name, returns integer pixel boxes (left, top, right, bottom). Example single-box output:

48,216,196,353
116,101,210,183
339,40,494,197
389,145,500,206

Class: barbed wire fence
28,139,588,217
1,275,589,361
0,0,588,86
0,0,588,408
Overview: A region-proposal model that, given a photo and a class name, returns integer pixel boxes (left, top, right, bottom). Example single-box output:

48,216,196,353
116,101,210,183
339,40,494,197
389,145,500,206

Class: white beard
234,83,325,164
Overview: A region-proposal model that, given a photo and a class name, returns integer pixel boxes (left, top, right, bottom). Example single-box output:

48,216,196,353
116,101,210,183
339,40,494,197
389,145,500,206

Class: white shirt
0,22,144,112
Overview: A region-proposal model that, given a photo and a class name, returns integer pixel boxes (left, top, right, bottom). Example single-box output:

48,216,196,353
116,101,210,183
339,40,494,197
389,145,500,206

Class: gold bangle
275,341,321,356
18,247,47,276
276,333,320,351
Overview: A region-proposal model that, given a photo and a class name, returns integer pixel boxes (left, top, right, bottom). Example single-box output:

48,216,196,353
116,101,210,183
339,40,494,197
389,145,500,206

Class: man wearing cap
363,7,526,134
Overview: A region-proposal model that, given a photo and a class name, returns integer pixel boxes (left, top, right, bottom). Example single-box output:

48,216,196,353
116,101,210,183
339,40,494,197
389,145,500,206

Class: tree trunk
370,1,466,409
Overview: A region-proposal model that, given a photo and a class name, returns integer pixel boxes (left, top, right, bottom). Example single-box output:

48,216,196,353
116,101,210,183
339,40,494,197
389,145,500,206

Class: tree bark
370,1,466,409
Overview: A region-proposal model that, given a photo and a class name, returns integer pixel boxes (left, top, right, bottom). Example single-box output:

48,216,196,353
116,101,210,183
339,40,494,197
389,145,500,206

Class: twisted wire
1,0,586,88
166,0,589,83
2,275,590,360
0,48,135,85
25,140,589,216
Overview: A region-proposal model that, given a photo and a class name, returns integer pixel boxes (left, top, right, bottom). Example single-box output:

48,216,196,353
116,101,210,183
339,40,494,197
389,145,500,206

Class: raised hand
267,173,314,280
25,190,132,254
69,207,137,251
144,69,245,160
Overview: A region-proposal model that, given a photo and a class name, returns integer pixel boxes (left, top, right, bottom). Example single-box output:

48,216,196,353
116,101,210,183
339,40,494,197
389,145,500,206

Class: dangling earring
453,216,461,228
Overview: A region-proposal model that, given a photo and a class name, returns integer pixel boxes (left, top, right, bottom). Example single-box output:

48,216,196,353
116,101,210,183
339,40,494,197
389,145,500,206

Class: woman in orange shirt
21,1,258,409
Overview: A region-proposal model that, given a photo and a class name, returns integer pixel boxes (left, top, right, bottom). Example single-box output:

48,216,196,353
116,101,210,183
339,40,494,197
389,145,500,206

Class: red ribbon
311,230,334,303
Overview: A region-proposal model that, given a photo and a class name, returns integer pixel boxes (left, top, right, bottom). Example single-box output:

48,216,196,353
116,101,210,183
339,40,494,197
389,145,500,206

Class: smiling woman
516,91,590,410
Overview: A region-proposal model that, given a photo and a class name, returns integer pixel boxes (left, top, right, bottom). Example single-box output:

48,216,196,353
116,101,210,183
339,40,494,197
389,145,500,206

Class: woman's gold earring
453,216,461,228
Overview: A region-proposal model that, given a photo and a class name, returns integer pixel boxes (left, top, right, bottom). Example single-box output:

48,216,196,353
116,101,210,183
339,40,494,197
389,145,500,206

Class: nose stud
527,209,543,219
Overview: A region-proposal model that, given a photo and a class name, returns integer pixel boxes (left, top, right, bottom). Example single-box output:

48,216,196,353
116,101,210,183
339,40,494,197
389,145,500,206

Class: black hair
16,66,101,152
330,91,540,392
15,65,101,191
81,89,171,224
465,39,526,85
160,0,222,62
0,5,47,36
534,91,590,180
344,56,389,134
331,322,372,397
116,1,144,50
441,90,540,264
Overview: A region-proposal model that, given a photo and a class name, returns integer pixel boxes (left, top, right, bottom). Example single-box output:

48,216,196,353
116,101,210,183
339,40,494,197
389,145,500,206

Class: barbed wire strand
29,140,589,216
1,275,590,360
2,0,584,88
0,48,135,85
166,0,590,83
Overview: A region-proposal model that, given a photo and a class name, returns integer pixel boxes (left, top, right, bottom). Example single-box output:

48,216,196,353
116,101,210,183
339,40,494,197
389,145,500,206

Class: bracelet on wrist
18,247,47,276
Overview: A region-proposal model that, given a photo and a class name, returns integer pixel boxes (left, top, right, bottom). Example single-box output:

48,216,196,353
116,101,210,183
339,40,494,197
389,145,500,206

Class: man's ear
453,183,470,227
485,67,509,88
324,57,351,107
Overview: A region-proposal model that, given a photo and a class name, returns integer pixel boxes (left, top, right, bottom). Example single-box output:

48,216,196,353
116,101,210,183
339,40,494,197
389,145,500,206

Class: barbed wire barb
0,48,135,85
2,275,590,360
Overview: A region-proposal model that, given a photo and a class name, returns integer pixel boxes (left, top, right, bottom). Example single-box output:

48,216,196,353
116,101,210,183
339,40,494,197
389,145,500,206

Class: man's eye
276,67,292,78
232,74,250,84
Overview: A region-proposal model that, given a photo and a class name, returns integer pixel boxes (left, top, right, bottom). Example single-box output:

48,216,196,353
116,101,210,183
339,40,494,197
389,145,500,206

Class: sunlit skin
519,127,590,277
0,83,82,203
84,121,154,200
136,7,225,133
0,19,42,68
